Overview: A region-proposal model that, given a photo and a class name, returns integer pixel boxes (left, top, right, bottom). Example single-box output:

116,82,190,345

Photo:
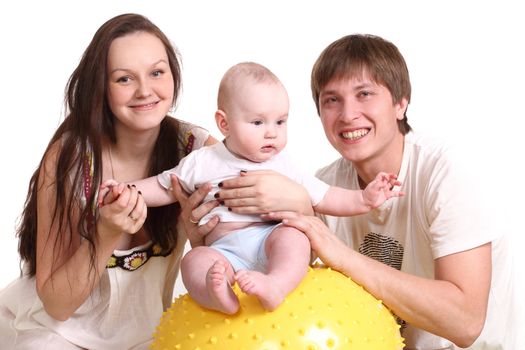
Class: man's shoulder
405,131,449,153
405,131,454,167
315,157,351,184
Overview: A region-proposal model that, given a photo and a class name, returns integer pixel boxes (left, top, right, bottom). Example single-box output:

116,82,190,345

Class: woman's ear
215,109,230,136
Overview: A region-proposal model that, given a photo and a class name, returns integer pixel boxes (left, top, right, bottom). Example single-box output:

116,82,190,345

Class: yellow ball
152,266,404,349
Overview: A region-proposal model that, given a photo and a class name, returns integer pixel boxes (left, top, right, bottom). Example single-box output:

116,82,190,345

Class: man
271,34,520,349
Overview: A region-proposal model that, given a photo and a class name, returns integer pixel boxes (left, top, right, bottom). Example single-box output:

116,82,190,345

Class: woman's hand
170,175,219,247
217,170,313,215
97,184,146,239
262,211,350,272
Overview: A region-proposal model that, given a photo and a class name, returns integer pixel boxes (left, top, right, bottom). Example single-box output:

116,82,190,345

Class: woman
0,13,311,349
0,13,214,349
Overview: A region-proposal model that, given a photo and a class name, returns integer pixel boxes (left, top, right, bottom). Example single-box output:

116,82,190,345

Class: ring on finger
189,217,199,224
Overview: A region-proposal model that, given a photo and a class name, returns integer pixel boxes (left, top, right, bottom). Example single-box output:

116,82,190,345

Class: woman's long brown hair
17,13,183,276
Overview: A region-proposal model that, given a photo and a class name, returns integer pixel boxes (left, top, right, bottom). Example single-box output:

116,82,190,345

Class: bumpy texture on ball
152,266,404,349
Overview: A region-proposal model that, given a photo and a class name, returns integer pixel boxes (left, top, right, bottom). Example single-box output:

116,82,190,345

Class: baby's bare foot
206,260,239,314
235,270,285,311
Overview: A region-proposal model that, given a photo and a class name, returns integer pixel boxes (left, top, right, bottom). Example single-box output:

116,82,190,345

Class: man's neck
354,134,405,188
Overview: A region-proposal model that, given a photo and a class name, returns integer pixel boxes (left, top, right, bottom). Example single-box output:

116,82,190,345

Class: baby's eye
252,120,263,126
277,119,286,125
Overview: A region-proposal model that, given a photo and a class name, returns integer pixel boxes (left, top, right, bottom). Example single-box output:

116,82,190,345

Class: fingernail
228,207,232,211
131,184,136,188
127,184,131,189
219,200,225,205
240,169,247,174
214,193,219,199
218,182,223,188
138,191,142,195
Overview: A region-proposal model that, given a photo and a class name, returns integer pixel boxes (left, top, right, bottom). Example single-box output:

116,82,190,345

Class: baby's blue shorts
210,223,280,272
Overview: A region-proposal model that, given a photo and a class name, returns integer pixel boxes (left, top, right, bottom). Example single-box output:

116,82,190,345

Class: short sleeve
422,144,499,258
300,175,331,206
278,152,330,206
156,118,209,191
157,147,199,194
175,118,210,156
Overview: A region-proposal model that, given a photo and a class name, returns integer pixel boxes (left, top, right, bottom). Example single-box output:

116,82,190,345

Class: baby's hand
98,179,125,207
363,172,404,209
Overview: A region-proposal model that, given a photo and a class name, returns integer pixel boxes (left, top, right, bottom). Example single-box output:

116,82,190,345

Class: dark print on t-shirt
359,231,406,330
359,232,404,270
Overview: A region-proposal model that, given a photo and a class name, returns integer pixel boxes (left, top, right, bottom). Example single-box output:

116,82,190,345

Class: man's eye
322,96,338,105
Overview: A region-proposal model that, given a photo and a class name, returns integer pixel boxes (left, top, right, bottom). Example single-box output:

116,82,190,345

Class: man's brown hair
311,34,412,134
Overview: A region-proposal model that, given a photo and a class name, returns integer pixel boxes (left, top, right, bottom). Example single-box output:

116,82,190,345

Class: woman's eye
116,76,130,83
152,70,163,77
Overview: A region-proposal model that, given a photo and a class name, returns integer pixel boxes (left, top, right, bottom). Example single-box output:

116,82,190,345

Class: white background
1,1,523,298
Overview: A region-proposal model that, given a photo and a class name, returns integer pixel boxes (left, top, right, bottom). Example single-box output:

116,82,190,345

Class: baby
100,62,402,314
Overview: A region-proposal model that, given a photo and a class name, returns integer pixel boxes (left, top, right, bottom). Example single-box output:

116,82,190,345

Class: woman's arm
169,134,221,247
216,170,314,216
35,143,146,321
170,175,219,248
265,213,491,348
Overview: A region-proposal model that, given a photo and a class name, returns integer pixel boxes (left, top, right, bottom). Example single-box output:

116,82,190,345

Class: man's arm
269,213,491,348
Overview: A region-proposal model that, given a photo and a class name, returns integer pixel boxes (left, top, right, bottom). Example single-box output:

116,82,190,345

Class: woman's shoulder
39,136,75,174
168,117,209,138
165,116,210,152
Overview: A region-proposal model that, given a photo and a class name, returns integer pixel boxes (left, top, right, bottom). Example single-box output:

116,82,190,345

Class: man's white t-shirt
316,132,522,349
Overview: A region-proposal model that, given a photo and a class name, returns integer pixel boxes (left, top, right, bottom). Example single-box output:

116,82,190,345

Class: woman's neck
104,126,160,182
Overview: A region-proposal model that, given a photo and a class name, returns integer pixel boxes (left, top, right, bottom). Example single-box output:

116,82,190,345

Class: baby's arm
314,172,403,216
99,176,176,208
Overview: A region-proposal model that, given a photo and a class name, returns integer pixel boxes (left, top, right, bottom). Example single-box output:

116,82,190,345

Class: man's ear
395,97,409,121
215,109,230,136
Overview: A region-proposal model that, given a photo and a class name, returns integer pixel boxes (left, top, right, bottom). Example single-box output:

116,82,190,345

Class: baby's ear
215,109,230,136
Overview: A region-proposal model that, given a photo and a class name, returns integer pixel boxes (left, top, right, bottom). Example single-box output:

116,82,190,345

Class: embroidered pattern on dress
185,131,195,156
106,244,171,271
83,151,96,231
